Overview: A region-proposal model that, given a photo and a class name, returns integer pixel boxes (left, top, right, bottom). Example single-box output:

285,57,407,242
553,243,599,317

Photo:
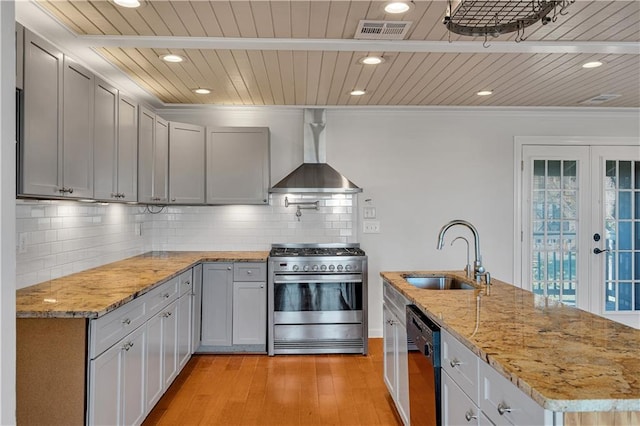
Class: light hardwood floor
143,339,402,426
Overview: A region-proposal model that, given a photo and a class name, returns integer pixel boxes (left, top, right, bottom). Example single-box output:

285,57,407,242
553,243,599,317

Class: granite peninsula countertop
17,251,268,319
381,270,640,413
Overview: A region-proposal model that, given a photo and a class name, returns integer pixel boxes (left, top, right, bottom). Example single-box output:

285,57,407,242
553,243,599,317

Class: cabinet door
395,311,410,425
191,264,203,353
89,338,122,426
117,95,138,201
382,304,396,397
177,292,192,370
137,106,155,203
121,325,146,426
206,127,270,204
16,23,24,90
21,30,63,197
146,312,164,412
62,57,94,198
232,281,266,345
153,116,169,202
442,370,480,426
201,263,233,347
162,300,179,390
93,78,118,201
169,122,205,204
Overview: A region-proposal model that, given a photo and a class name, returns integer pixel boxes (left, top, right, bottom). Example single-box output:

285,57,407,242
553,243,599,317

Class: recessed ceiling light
160,54,184,63
193,88,211,95
350,90,366,96
384,1,412,14
582,61,603,69
359,56,385,65
113,0,141,8
477,90,493,96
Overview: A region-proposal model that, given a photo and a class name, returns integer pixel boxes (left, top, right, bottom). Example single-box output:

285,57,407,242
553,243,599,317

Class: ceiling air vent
354,20,412,40
580,94,621,105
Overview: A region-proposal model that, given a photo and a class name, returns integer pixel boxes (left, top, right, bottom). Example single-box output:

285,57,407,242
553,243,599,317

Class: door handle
593,248,610,254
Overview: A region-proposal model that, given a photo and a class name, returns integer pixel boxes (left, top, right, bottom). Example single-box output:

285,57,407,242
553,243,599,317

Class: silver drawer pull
497,403,512,416
184,281,191,285
449,358,461,368
163,293,170,298
464,410,477,422
246,270,252,275
123,342,134,351
122,318,131,325
163,312,172,318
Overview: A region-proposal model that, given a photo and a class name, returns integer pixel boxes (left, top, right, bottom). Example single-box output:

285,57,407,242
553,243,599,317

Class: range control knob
345,264,352,272
329,265,335,271
303,265,310,272
312,265,319,271
292,265,299,272
320,265,327,271
337,265,344,271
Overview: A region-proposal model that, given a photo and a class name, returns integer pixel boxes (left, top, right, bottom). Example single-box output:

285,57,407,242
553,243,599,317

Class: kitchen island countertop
17,251,268,319
381,270,640,413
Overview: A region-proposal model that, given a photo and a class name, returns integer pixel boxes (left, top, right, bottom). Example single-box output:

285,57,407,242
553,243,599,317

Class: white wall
0,1,16,423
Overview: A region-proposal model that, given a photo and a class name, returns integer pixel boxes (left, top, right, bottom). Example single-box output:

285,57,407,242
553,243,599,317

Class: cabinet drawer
89,296,146,358
442,329,480,404
145,277,179,318
383,281,410,325
442,370,481,426
178,269,193,297
233,262,265,282
480,362,545,426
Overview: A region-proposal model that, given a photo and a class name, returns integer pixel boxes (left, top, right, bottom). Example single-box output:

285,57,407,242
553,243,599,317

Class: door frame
513,136,639,289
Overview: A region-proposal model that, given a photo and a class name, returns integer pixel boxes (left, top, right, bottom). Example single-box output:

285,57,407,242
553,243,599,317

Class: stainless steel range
268,243,368,355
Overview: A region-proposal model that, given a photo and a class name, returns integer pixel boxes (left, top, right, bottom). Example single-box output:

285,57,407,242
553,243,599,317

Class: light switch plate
363,206,376,219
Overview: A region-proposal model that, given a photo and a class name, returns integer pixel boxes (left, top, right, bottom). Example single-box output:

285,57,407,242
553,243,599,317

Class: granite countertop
381,270,640,413
16,251,268,319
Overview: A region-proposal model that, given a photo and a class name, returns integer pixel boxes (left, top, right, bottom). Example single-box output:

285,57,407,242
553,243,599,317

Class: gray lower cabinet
199,262,267,352
191,263,203,353
205,127,270,205
169,121,205,204
200,263,233,347
138,107,169,204
89,324,147,426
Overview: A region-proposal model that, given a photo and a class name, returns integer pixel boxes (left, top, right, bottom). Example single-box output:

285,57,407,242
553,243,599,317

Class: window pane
635,253,640,280
548,161,561,189
618,282,632,311
606,220,617,249
619,222,632,250
619,252,632,280
562,283,576,306
619,192,631,219
533,160,546,189
563,251,576,280
562,191,577,219
563,161,577,189
606,252,616,281
533,191,545,219
605,282,616,311
635,192,640,220
635,283,640,311
532,282,544,295
605,160,616,189
619,161,632,189
533,251,545,281
548,282,560,300
547,252,560,280
635,162,640,188
605,191,616,220
547,191,561,219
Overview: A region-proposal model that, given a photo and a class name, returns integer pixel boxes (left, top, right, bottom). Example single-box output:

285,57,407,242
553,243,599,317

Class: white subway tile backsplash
16,193,358,289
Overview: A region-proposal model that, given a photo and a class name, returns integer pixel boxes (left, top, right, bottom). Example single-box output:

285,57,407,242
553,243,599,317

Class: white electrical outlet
18,233,27,254
363,220,381,234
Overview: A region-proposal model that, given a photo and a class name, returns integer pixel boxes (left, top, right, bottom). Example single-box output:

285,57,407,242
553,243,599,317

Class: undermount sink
403,275,476,290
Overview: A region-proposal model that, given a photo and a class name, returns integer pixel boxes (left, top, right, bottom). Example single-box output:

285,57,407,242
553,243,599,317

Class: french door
520,142,640,328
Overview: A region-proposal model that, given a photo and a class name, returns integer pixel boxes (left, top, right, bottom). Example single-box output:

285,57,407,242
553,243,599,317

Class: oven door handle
273,274,362,284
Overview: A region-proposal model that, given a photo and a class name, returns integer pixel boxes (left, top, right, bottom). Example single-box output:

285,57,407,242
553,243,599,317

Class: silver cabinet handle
162,311,172,318
260,284,264,288
171,198,176,202
163,293,170,298
227,266,232,270
122,318,131,325
185,280,191,286
497,403,512,416
123,341,134,351
247,270,252,275
464,410,477,422
449,358,461,368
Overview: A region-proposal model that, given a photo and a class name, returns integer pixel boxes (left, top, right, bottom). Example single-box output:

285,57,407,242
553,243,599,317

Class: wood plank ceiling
36,0,640,107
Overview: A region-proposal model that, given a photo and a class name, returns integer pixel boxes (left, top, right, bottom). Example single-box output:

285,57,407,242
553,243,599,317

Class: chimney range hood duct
270,109,362,194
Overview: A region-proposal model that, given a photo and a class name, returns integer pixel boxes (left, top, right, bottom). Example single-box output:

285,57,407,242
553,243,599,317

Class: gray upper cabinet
169,122,205,204
94,80,137,202
20,29,63,197
205,127,270,205
93,78,118,201
62,57,94,199
116,95,138,202
138,107,168,204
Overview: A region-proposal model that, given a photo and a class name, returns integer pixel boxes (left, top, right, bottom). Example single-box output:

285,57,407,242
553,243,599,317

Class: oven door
273,274,363,324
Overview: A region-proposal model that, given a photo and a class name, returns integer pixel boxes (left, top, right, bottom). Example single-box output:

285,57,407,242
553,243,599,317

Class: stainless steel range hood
270,109,362,194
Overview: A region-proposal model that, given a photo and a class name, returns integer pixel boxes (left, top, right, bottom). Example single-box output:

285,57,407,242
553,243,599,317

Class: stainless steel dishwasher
406,304,441,426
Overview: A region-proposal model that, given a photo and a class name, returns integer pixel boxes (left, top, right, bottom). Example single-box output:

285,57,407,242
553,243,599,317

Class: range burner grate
269,246,366,257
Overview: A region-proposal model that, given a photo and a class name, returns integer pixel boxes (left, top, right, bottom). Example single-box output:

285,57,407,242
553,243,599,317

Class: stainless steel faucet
437,219,491,285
